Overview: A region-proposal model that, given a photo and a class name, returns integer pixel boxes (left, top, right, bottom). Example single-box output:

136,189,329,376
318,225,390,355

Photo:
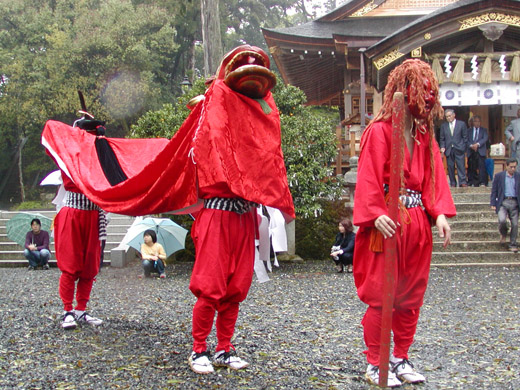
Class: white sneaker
189,351,214,374
61,312,77,330
365,364,402,388
76,311,103,326
390,357,426,383
213,349,249,370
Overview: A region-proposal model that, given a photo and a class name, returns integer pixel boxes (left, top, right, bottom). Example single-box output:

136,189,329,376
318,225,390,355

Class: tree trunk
188,40,196,81
17,137,28,203
201,0,223,77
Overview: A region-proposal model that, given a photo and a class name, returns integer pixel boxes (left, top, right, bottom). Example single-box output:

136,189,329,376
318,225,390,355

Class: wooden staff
378,92,405,387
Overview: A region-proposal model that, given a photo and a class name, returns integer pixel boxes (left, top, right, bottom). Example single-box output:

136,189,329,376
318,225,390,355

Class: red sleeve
353,121,392,227
421,137,457,220
42,118,197,216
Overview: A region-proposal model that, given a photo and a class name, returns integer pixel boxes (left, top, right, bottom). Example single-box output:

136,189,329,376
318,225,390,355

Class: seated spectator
140,230,167,278
24,218,51,270
330,218,355,273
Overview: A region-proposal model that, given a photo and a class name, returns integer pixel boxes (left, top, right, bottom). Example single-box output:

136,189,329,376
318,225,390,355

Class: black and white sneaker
365,364,401,387
189,351,214,374
76,311,103,326
213,349,249,370
390,357,425,383
61,312,77,330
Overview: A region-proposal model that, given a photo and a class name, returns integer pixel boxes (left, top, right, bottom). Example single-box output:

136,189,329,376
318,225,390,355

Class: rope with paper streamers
451,55,466,85
511,52,520,82
480,56,492,84
431,55,445,84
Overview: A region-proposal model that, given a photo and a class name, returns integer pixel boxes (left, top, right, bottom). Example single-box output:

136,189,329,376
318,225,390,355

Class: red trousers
189,208,255,353
54,207,100,312
354,207,432,365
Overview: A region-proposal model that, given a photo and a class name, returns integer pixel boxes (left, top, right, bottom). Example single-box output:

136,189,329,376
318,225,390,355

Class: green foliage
130,78,207,138
272,82,342,218
0,0,186,200
0,0,337,203
14,200,50,211
295,199,353,260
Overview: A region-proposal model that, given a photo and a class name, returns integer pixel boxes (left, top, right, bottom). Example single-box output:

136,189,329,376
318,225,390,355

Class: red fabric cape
42,79,295,221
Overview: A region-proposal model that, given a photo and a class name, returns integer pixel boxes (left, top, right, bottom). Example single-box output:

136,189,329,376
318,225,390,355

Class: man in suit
490,158,520,252
440,109,468,187
505,108,520,169
467,115,489,187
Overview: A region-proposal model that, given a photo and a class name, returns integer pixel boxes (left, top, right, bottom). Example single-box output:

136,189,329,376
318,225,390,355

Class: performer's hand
435,214,451,248
374,215,397,239
491,206,496,211
510,136,515,142
440,147,445,154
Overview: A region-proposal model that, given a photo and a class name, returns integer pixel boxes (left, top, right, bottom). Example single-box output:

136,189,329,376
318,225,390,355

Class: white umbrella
40,170,62,186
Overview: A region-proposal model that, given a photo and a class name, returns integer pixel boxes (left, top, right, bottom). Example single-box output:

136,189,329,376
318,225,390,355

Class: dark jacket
440,119,468,156
468,126,489,157
490,170,520,213
333,231,355,258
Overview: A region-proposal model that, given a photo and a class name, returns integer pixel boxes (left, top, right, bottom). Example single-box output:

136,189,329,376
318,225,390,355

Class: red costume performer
353,59,456,386
54,173,104,329
41,45,294,372
45,117,109,330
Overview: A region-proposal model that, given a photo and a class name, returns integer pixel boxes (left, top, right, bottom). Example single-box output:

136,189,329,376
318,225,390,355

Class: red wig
371,59,444,200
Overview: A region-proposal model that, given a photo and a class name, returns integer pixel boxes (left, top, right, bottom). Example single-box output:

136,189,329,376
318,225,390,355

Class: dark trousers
467,151,488,186
446,150,467,187
333,252,353,266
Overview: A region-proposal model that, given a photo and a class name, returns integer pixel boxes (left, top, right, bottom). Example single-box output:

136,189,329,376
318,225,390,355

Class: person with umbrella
353,59,455,386
24,218,51,270
122,217,188,279
140,230,167,278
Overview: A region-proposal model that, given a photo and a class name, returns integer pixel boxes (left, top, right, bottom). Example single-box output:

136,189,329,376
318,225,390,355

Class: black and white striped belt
384,185,423,209
203,197,257,214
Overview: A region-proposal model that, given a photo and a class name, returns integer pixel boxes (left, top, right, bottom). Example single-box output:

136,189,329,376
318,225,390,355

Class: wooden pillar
359,48,367,132
336,125,343,175
350,127,356,158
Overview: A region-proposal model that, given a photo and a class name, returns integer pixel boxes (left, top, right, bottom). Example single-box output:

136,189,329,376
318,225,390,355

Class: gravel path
0,260,519,389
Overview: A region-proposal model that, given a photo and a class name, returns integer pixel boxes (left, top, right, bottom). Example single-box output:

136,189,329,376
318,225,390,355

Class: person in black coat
467,115,489,187
439,109,469,187
330,218,355,273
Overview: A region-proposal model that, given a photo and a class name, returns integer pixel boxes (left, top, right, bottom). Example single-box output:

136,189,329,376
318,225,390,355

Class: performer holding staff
353,59,456,387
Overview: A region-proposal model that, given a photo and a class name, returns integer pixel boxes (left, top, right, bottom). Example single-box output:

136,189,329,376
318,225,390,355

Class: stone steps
0,210,136,267
429,185,520,265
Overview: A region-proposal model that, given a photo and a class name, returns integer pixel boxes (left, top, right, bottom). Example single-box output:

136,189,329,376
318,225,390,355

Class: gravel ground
0,260,519,389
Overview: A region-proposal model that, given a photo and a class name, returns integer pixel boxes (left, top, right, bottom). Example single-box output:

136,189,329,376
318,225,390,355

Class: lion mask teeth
225,51,266,77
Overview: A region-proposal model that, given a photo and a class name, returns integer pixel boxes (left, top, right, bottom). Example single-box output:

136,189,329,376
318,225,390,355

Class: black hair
30,218,41,226
143,229,157,243
506,158,517,166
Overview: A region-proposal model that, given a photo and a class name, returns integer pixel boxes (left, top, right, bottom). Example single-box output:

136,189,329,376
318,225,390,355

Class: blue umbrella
123,217,188,258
